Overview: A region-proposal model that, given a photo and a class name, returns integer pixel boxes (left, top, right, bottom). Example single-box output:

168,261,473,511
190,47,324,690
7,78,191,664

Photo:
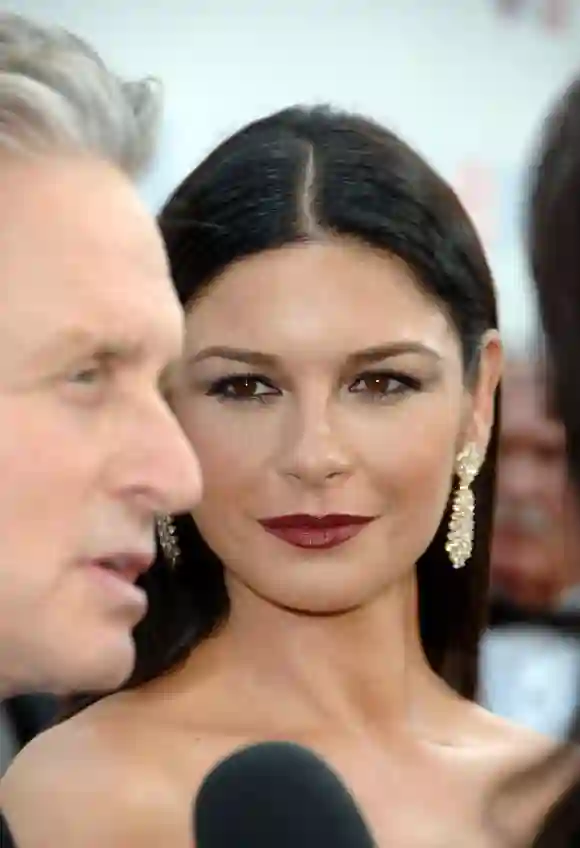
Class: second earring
446,444,481,569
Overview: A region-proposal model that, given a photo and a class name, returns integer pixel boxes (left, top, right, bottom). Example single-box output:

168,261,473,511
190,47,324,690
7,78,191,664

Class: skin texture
1,241,557,847
0,153,201,697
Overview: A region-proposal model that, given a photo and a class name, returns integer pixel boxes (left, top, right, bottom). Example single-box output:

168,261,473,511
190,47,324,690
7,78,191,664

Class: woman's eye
350,371,421,399
207,374,280,402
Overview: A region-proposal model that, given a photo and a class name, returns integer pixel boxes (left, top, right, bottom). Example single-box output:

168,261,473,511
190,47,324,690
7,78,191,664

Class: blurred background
8,0,580,348
2,0,580,768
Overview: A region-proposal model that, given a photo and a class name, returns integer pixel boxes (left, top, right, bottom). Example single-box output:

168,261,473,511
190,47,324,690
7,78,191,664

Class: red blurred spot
454,162,497,246
494,0,571,30
542,0,570,31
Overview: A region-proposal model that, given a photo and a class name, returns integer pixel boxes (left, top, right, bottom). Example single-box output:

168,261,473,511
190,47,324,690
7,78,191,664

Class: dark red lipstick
259,514,374,550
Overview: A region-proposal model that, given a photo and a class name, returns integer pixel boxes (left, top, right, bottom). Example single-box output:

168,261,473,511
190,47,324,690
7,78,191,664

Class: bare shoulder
461,701,558,765
0,697,204,848
455,702,580,841
426,668,556,766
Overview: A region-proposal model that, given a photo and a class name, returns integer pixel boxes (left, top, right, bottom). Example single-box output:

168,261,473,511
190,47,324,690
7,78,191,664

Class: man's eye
62,358,114,398
68,365,103,385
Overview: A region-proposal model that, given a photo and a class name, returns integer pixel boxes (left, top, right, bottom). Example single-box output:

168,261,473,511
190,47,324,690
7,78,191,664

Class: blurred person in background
480,354,580,738
488,73,580,848
491,355,576,613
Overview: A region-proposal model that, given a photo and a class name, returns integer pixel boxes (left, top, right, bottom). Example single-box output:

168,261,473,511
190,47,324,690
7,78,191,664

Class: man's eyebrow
34,328,145,363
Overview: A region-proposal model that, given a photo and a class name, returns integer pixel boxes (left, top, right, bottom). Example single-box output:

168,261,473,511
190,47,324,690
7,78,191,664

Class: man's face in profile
0,153,201,695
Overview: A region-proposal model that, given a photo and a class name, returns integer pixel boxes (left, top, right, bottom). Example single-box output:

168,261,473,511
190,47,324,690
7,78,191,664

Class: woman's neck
185,571,452,738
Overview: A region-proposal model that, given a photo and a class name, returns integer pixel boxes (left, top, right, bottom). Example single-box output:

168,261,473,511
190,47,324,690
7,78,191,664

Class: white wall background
7,0,580,348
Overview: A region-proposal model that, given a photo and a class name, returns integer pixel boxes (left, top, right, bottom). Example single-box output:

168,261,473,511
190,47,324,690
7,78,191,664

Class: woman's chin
256,580,378,617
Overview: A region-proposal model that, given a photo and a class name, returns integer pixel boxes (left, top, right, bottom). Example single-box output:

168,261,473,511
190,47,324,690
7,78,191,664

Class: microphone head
194,740,375,847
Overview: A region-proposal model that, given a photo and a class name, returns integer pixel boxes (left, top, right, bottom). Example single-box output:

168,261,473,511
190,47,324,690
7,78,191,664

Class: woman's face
172,240,500,613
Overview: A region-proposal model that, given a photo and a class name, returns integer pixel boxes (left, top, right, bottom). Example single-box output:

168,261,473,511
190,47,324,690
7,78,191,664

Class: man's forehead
0,153,168,279
0,292,185,375
0,225,179,352
502,372,564,448
503,378,549,420
0,156,181,367
503,361,544,403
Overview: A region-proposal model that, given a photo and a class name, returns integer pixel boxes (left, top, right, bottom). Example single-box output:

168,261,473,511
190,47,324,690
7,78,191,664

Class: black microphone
194,740,376,846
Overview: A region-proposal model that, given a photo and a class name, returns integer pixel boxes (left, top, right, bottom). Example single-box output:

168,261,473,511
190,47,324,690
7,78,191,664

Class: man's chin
46,637,136,697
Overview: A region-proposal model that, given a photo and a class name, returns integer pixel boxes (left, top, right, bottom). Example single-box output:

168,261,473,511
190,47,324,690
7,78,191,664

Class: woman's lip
260,521,373,550
259,514,375,530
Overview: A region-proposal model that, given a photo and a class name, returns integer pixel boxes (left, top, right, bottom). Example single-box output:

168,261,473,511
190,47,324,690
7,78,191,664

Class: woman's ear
463,330,503,458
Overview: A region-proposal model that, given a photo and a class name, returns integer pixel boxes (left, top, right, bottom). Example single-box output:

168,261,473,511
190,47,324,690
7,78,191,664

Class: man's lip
259,514,375,530
84,552,154,583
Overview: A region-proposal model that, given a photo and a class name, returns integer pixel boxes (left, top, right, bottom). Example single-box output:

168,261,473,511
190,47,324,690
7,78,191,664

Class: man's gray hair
0,13,162,176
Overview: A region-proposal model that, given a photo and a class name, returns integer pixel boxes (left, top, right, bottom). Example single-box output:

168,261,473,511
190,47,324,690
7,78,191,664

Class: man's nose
112,396,202,515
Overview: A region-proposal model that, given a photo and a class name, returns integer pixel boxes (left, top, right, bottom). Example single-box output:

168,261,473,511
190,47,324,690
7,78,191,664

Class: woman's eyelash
205,373,278,402
204,370,424,403
350,370,424,397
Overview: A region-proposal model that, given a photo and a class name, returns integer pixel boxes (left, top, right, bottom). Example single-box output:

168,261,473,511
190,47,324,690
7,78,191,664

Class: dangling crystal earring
157,515,180,568
446,443,482,569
